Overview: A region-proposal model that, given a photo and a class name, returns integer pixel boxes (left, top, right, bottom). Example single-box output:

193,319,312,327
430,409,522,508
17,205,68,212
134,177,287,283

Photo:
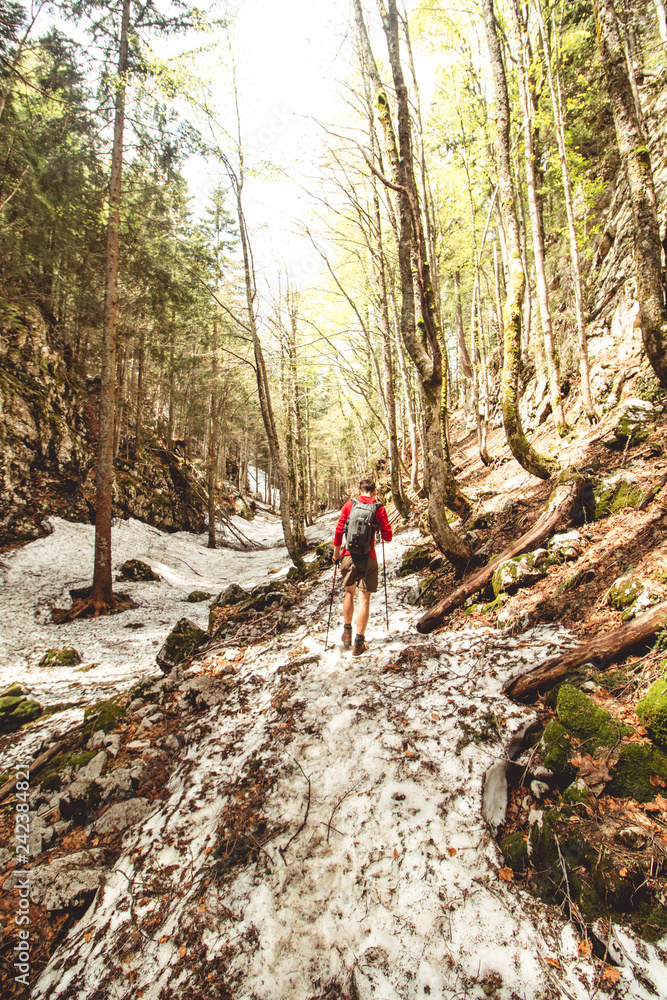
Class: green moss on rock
83,696,126,734
608,576,643,611
636,678,667,750
500,831,528,872
556,684,632,750
0,694,43,734
399,545,431,577
39,647,82,667
562,778,591,808
0,683,28,699
186,591,213,603
593,476,643,519
541,720,573,777
156,617,208,673
492,549,549,597
119,559,160,582
607,742,667,802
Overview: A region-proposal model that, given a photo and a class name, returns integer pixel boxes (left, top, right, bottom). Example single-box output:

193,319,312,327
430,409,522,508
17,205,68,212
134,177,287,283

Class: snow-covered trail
24,522,665,1000
0,511,333,769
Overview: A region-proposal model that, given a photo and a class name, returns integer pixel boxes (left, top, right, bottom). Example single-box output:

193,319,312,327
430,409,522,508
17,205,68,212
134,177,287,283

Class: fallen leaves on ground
601,966,621,986
571,753,612,787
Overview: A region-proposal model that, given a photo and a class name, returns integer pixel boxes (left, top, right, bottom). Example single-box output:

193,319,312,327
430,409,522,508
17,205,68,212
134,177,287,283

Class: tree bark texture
482,0,555,481
593,0,667,389
503,600,667,701
88,0,131,614
535,0,597,422
512,0,566,437
454,270,474,381
417,478,578,633
379,0,471,568
655,0,667,52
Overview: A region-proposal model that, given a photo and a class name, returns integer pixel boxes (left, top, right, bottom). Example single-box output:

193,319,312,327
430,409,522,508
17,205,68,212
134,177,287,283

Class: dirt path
22,525,664,1000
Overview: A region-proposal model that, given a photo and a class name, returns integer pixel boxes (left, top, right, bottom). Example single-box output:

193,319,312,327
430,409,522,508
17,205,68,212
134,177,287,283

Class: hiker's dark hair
359,477,376,494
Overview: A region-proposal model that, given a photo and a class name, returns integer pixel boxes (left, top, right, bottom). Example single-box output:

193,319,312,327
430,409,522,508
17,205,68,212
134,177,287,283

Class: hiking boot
352,635,368,656
341,626,352,647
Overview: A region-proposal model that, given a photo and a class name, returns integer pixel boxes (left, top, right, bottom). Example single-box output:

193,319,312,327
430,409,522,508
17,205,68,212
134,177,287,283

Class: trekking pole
382,537,389,632
324,559,339,651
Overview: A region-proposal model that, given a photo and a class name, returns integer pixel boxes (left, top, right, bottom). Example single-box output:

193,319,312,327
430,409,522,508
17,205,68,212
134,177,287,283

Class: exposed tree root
52,591,137,623
417,478,580,633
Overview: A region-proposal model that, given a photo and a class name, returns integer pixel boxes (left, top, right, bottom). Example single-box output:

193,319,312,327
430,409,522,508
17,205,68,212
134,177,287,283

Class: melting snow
2,514,665,998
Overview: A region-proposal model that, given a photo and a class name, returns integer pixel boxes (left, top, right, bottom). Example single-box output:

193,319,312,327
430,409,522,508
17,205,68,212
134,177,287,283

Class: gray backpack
345,499,380,558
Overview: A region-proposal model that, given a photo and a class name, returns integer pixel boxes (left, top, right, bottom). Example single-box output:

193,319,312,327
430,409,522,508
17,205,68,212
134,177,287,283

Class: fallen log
503,599,667,701
417,478,580,633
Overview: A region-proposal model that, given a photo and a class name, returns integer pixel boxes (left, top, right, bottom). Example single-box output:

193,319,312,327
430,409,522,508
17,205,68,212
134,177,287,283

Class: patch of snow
4,516,665,998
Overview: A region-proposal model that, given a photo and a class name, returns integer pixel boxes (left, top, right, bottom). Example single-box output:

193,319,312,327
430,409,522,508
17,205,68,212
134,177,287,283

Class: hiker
332,477,392,655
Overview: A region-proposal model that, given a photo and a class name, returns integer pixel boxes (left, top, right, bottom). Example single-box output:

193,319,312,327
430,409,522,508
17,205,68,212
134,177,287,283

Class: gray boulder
492,549,550,597
94,798,151,834
28,849,106,910
81,751,108,780
178,675,237,710
213,583,249,606
547,530,582,562
97,768,136,802
613,398,657,442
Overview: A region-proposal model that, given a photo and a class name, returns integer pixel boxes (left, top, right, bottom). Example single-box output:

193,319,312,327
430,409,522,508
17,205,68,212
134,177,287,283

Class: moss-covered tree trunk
483,0,555,481
593,0,667,389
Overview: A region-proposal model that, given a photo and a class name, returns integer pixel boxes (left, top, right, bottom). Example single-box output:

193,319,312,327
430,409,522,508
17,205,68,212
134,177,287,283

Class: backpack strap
343,497,359,545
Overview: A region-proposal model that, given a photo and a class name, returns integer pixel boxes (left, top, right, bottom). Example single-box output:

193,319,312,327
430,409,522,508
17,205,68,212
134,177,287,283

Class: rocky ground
2,328,667,997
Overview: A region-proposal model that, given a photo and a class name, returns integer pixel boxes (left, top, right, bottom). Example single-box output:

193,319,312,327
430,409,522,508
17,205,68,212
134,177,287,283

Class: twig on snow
279,756,311,863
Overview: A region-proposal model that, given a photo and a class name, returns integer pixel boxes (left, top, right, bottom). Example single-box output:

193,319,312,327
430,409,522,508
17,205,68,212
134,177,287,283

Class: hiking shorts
339,554,379,593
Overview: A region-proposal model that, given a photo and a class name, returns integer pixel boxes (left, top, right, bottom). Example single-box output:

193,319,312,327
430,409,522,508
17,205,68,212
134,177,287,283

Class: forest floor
2,393,667,999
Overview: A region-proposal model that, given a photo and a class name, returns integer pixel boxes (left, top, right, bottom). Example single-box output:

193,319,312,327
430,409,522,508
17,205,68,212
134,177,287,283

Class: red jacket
334,495,392,561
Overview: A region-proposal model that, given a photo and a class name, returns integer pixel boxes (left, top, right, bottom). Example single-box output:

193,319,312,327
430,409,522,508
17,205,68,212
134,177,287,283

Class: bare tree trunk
371,171,411,518
512,0,566,437
166,325,175,449
83,0,130,616
207,322,219,549
483,0,555,481
133,324,145,460
378,0,472,565
593,0,667,389
535,0,597,422
512,150,531,363
454,270,474,381
493,242,504,351
655,0,667,52
304,388,313,525
232,176,303,569
286,295,307,550
390,280,420,490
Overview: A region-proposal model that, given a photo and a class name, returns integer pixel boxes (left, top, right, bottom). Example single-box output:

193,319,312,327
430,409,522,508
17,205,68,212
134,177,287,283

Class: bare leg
343,585,356,626
356,590,371,636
